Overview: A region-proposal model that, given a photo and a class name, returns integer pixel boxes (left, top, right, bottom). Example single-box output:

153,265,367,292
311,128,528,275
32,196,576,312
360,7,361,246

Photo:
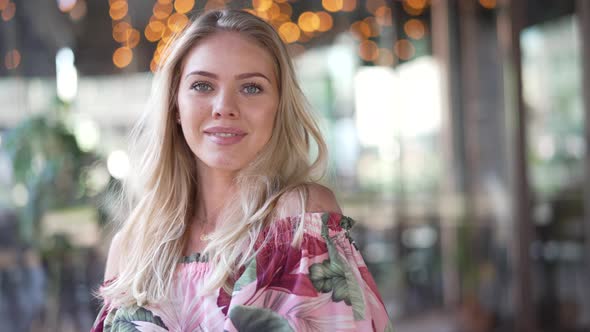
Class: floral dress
91,212,393,331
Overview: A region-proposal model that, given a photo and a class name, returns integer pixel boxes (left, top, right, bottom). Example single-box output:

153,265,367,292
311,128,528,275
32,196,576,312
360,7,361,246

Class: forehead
180,31,277,79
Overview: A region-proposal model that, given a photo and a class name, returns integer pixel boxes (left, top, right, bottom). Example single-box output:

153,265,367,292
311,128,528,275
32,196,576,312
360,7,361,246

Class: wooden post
497,0,535,330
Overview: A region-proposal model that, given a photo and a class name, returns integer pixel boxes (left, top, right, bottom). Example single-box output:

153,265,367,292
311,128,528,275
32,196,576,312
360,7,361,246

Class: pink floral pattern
91,212,393,331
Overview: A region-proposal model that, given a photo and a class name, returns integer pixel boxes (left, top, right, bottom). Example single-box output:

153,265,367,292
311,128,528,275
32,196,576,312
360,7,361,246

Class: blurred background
1,0,589,331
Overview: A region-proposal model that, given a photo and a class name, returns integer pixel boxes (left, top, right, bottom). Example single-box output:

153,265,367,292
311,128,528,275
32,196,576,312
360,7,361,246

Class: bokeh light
404,19,426,40
479,0,497,9
317,11,333,32
342,0,357,12
359,40,379,61
402,0,423,16
174,0,194,14
278,2,292,16
168,13,189,32
109,1,128,20
322,0,343,12
350,21,371,40
113,46,133,68
112,21,131,43
376,47,394,66
394,39,415,60
375,6,392,26
57,0,77,12
405,0,427,10
363,16,380,37
4,49,20,70
1,1,15,21
298,12,320,32
278,22,300,43
253,0,272,12
145,20,165,42
153,2,173,19
365,0,386,14
125,29,140,48
69,0,87,20
107,150,130,180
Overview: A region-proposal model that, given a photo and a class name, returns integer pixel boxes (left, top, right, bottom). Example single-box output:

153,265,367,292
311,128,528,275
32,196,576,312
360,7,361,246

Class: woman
93,9,392,332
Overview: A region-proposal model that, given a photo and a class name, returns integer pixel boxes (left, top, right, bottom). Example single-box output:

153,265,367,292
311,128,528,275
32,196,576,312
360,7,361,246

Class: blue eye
191,82,213,92
242,83,262,95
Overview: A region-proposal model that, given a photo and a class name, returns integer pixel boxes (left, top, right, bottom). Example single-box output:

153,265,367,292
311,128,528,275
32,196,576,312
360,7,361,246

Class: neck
195,162,237,227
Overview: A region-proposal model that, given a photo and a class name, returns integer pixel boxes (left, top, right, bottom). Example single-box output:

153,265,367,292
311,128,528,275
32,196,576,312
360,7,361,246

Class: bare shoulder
275,183,342,219
104,231,123,282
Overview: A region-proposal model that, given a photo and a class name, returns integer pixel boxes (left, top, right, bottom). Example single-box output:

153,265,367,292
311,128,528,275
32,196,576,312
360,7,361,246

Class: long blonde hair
100,9,327,307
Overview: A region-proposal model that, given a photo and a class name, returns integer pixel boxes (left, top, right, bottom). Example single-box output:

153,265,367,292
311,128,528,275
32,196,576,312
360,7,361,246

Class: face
177,32,280,176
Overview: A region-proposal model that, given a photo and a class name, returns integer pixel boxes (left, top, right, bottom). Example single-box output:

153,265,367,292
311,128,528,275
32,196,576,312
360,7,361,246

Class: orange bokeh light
109,1,128,20
404,19,425,39
406,0,426,10
479,0,497,9
298,12,320,32
113,47,133,68
112,21,131,43
168,12,189,32
174,0,194,14
153,2,173,19
253,0,272,12
358,40,379,61
375,6,392,26
394,39,415,60
0,0,8,11
322,0,343,12
402,1,423,16
278,22,300,43
278,2,292,17
125,29,140,48
342,0,357,12
316,11,333,32
145,20,165,42
363,16,380,37
350,21,371,40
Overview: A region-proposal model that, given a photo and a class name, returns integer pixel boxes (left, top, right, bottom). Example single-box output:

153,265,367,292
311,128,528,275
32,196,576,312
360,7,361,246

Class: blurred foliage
2,99,98,246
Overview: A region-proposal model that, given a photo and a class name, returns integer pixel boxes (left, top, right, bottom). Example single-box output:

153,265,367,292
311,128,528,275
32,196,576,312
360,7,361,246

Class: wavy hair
100,9,327,307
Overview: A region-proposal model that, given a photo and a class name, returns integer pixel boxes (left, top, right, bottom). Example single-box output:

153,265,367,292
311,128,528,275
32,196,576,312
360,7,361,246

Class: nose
212,90,239,119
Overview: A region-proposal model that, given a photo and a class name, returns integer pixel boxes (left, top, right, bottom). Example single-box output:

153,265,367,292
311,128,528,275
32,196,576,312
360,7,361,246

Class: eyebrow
184,70,271,83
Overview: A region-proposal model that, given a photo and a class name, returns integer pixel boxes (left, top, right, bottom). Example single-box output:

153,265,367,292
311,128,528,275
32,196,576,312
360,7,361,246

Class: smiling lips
204,126,247,145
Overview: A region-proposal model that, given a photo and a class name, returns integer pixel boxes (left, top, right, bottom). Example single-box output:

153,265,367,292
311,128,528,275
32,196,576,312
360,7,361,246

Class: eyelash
189,81,263,94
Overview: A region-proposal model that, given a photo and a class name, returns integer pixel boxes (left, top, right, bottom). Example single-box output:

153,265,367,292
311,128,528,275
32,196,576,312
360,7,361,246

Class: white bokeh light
107,150,130,180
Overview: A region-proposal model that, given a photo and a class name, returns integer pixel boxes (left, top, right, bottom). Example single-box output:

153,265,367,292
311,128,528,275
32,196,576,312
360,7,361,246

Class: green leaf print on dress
105,305,169,332
233,257,257,292
308,214,366,320
229,305,294,332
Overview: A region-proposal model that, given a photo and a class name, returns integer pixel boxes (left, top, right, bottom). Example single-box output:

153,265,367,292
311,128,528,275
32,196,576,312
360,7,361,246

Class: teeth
213,133,238,137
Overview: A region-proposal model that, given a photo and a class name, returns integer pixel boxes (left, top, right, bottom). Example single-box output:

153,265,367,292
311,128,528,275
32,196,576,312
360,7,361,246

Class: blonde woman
92,9,392,332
